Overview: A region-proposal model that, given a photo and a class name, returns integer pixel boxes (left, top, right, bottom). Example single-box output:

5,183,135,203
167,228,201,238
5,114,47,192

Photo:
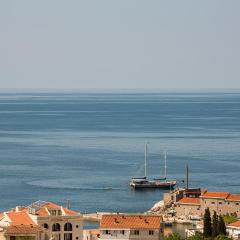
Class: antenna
67,199,71,209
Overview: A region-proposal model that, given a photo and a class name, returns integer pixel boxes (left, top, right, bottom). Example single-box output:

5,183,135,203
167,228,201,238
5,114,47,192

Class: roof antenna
67,199,71,209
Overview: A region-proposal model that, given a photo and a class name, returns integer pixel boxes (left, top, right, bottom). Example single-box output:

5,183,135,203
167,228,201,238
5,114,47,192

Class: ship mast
164,151,167,180
144,143,148,178
186,163,189,189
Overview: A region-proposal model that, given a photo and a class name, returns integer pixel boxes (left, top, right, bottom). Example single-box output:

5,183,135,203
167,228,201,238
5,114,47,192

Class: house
175,197,201,218
227,220,240,239
0,201,83,240
99,214,163,240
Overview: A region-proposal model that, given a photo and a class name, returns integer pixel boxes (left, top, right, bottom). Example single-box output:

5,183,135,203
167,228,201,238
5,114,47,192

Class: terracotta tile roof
177,197,200,205
5,225,42,235
44,202,61,210
100,215,161,229
7,211,36,225
227,194,240,201
0,213,3,220
35,208,49,216
201,191,230,199
228,220,240,228
63,208,79,216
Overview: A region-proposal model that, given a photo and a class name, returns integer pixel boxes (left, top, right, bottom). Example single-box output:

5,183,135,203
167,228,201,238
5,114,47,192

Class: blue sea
0,91,240,213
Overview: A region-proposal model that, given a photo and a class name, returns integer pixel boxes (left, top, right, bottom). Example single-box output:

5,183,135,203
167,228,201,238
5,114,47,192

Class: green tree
214,234,230,240
212,211,219,238
188,233,205,240
203,208,212,237
218,215,226,235
164,232,184,240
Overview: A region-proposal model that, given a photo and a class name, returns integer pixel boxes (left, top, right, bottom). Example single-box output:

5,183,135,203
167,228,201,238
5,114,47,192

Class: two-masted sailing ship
129,143,177,189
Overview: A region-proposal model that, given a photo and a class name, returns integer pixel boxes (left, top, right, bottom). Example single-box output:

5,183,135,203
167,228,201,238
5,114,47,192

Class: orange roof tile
100,215,161,229
5,225,42,235
201,191,230,199
35,208,49,216
44,202,61,210
7,211,36,226
177,197,200,205
227,194,240,201
63,208,79,216
228,220,240,228
0,213,3,220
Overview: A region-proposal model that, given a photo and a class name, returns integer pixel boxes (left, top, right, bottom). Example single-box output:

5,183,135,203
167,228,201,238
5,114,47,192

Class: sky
0,1,240,90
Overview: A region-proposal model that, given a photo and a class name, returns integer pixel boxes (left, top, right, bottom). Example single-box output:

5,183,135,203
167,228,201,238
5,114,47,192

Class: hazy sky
1,1,240,90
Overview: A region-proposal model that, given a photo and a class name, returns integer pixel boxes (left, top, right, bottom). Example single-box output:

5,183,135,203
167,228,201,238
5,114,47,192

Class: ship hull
130,181,176,189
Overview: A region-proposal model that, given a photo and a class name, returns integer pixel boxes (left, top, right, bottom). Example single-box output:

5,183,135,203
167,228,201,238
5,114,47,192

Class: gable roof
63,208,79,216
100,215,161,229
4,225,42,235
227,194,240,201
28,201,79,216
200,191,230,199
228,220,240,228
7,211,36,226
177,197,200,205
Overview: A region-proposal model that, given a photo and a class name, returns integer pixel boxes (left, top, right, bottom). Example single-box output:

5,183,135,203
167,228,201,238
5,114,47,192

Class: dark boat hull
130,180,177,189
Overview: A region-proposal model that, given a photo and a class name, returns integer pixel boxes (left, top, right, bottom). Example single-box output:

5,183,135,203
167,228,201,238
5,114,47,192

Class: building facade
99,215,163,240
174,191,240,218
0,201,83,240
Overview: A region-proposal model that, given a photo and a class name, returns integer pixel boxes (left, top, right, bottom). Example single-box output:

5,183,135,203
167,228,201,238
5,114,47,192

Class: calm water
0,91,240,213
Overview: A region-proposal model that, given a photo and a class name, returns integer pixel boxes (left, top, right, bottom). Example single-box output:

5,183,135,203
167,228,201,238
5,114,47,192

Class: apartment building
174,191,240,218
99,214,163,240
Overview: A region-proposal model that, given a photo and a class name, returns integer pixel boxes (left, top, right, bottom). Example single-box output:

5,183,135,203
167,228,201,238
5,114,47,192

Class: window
120,230,125,235
236,203,239,205
49,210,62,216
134,230,139,235
64,233,72,240
219,202,222,205
149,230,154,235
64,223,72,231
211,202,215,204
76,225,79,228
43,223,49,229
52,223,61,232
105,230,109,234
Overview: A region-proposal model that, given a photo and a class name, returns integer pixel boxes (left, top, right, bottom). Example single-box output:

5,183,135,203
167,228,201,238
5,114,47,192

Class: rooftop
100,215,161,229
227,194,240,201
177,197,200,205
5,225,42,235
228,220,240,228
7,211,36,226
200,191,230,199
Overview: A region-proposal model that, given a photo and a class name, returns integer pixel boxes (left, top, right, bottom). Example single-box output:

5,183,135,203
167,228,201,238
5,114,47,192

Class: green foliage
203,208,212,237
188,233,205,240
212,211,219,238
214,234,231,240
223,214,238,224
164,232,184,240
218,216,226,236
